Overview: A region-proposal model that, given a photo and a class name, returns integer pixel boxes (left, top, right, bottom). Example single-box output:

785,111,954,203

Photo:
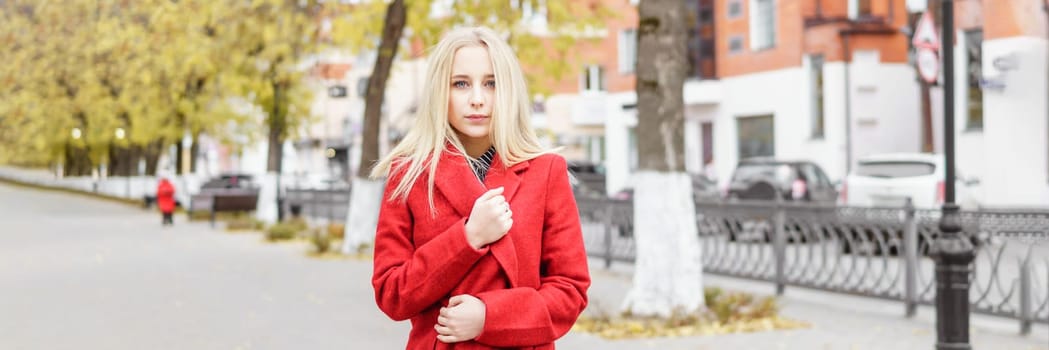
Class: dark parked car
611,173,720,201
725,158,838,205
721,158,837,242
201,174,257,190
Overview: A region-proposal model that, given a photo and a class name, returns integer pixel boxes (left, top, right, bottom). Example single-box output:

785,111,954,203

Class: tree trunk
344,0,406,252
145,141,162,176
190,132,200,173
267,84,285,174
621,0,705,318
258,80,287,224
174,141,184,175
107,144,120,176
357,0,405,178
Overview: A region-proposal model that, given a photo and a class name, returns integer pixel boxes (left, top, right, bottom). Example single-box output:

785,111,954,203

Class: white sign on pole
912,11,940,84
916,48,939,83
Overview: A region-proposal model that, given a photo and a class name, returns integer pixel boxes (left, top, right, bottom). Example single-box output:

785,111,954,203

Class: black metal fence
577,197,1049,334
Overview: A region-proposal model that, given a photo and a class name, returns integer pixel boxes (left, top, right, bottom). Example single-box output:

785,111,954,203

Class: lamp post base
934,203,975,350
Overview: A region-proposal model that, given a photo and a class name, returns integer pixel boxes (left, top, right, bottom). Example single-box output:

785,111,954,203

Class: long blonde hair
371,26,552,210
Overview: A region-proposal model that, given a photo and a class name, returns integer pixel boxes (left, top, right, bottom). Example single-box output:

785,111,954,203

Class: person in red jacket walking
156,176,176,226
370,27,590,349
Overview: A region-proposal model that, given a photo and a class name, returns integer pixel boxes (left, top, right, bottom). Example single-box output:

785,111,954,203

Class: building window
749,0,776,50
587,135,605,163
618,29,637,74
737,115,775,159
728,35,744,54
582,65,605,92
849,0,873,19
687,0,717,79
357,76,369,98
810,54,825,138
628,127,638,171
728,0,743,19
966,30,983,130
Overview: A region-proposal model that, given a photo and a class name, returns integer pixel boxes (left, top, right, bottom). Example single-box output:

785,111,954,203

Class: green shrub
327,223,345,240
311,229,331,253
266,222,298,241
287,217,309,232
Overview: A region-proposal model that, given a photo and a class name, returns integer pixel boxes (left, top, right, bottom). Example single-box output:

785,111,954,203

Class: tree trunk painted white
621,171,703,317
621,0,703,318
255,172,279,224
341,176,385,254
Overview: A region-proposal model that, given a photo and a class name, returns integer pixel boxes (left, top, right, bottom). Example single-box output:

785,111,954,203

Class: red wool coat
372,149,591,350
156,179,176,213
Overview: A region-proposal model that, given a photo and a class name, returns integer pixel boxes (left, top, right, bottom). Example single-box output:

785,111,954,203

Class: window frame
618,29,638,74
749,0,777,51
809,54,826,139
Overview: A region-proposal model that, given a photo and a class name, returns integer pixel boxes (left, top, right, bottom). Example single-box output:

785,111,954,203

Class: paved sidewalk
1,179,1046,349
571,261,1049,349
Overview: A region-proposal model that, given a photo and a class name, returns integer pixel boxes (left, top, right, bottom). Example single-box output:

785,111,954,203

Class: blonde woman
371,27,590,349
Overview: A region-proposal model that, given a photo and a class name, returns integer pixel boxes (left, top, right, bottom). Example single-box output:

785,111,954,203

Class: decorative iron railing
577,197,1049,334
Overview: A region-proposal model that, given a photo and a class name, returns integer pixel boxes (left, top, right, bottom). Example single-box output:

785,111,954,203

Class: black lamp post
934,1,975,349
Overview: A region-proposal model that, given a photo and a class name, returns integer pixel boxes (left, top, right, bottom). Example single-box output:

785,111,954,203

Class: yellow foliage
0,0,610,167
0,0,337,167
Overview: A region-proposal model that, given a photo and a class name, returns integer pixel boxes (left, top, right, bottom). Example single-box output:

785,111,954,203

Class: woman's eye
452,81,468,88
484,80,496,88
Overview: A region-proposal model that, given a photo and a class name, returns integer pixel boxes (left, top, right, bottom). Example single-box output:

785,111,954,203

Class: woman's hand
464,187,513,249
435,294,486,343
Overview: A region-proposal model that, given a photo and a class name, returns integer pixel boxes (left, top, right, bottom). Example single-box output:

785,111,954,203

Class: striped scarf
467,147,496,183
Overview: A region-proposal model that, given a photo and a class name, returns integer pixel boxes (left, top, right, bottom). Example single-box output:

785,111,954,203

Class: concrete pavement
0,180,1046,349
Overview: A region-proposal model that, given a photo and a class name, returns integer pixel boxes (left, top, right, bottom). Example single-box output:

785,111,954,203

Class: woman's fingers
437,334,462,343
485,195,506,207
476,187,503,203
434,323,453,336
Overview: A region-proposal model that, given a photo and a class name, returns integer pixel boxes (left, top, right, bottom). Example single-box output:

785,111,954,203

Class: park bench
198,188,259,228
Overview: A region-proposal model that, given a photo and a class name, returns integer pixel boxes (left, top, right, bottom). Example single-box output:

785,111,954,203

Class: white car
843,153,982,209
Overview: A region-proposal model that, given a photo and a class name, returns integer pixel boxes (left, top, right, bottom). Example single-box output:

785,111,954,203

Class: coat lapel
482,152,528,288
432,145,531,288
483,151,528,203
434,147,486,218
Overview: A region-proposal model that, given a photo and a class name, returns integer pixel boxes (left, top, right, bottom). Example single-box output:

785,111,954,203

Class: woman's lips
465,115,489,122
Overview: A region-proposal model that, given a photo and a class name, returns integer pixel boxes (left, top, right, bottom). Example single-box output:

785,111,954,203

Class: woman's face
447,45,496,147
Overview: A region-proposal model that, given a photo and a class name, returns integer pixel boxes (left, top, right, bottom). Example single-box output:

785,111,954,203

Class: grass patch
572,287,808,339
225,215,265,232
304,238,373,261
